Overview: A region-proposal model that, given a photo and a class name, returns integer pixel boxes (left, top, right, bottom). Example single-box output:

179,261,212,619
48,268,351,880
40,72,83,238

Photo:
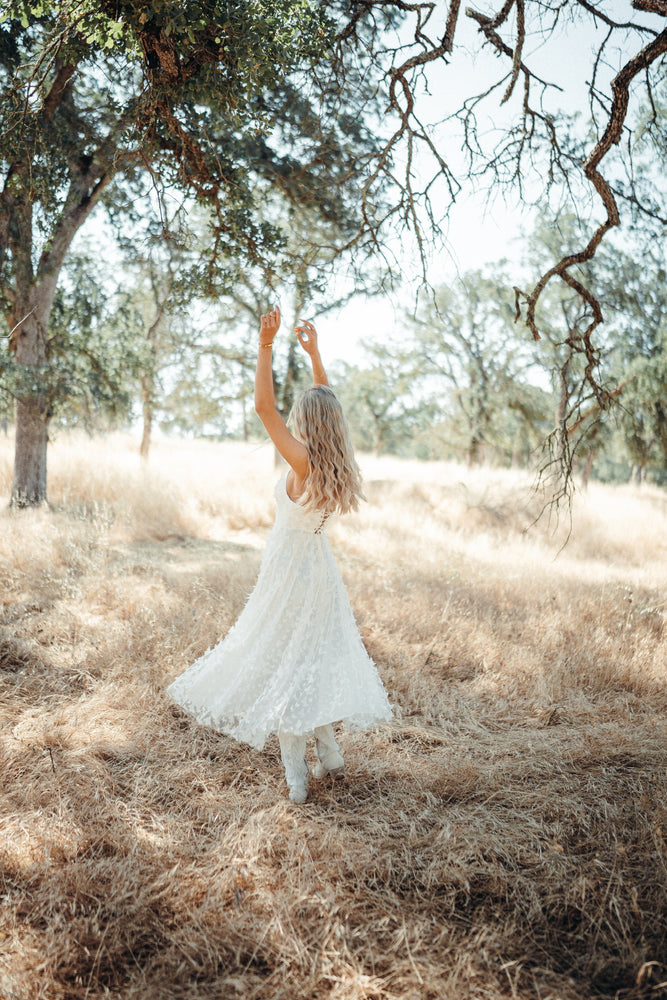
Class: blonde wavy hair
289,386,365,515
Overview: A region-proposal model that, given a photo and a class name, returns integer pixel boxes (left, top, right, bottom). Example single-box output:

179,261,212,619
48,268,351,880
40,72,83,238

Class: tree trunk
467,434,481,466
139,274,173,462
372,415,383,457
10,306,50,507
511,427,523,468
241,395,249,442
280,337,299,416
139,372,153,461
6,151,112,506
12,397,48,505
581,450,594,490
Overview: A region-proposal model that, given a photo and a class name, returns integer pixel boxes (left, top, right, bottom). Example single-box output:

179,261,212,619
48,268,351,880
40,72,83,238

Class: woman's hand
295,318,318,356
260,305,281,346
296,318,329,387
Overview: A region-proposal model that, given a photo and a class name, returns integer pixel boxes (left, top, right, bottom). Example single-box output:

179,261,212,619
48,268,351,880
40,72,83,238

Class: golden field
0,432,666,1000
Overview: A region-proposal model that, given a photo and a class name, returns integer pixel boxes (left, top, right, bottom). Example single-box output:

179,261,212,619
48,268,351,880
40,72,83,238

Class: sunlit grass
1,432,665,999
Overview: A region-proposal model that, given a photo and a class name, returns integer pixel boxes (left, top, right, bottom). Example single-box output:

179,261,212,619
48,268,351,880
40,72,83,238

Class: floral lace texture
167,475,393,749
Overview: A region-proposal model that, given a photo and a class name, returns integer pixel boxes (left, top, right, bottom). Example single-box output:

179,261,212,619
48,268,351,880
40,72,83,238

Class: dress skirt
166,476,392,749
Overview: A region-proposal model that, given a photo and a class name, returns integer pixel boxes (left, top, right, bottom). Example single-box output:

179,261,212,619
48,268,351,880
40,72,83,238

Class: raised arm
254,307,309,479
295,319,329,387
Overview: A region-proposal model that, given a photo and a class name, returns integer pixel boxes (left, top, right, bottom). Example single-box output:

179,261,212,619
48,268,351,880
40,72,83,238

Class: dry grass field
1,432,666,1000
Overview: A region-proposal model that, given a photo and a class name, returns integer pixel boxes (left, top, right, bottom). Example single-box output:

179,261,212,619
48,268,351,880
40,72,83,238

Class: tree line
2,207,665,488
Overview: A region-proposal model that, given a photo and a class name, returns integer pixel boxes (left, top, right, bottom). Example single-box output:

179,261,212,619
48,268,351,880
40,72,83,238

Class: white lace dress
166,475,392,749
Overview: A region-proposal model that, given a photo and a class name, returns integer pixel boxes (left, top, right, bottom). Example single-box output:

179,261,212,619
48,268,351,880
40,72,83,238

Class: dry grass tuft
1,434,666,999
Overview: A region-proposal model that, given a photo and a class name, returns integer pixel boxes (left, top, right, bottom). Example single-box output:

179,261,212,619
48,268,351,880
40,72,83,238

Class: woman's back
275,474,332,535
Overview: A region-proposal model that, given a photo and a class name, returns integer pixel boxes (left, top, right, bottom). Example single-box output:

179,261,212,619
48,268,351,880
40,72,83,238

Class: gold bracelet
259,343,273,350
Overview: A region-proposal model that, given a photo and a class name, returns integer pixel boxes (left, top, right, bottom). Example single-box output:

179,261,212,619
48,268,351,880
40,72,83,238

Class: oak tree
0,0,381,503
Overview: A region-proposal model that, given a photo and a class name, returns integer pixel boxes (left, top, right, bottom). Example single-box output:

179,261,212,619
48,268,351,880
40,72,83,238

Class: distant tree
133,256,179,460
525,208,667,487
599,247,667,484
0,246,147,434
335,347,433,457
406,270,547,465
134,207,377,450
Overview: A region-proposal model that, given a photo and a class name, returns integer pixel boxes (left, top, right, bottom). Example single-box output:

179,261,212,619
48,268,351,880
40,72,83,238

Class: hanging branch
334,1,461,271
517,21,667,405
463,1,667,392
458,0,667,501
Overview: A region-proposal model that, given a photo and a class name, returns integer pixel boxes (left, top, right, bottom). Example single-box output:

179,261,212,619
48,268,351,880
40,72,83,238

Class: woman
167,306,392,802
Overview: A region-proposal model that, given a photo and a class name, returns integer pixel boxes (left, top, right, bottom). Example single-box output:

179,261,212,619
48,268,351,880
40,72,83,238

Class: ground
0,434,666,1000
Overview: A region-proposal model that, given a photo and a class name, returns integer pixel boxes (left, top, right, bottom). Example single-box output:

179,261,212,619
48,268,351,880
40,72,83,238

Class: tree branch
41,59,75,122
443,0,462,53
632,0,667,15
502,0,524,105
520,25,667,365
575,0,659,33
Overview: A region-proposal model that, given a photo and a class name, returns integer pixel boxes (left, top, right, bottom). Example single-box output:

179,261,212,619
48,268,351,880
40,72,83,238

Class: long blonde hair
289,386,364,514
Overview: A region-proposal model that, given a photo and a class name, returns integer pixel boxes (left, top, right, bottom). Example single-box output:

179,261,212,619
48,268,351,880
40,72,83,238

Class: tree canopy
0,0,387,502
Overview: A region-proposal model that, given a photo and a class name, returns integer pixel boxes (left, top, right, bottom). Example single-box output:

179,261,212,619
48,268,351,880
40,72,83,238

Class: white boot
313,724,345,780
278,732,309,803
